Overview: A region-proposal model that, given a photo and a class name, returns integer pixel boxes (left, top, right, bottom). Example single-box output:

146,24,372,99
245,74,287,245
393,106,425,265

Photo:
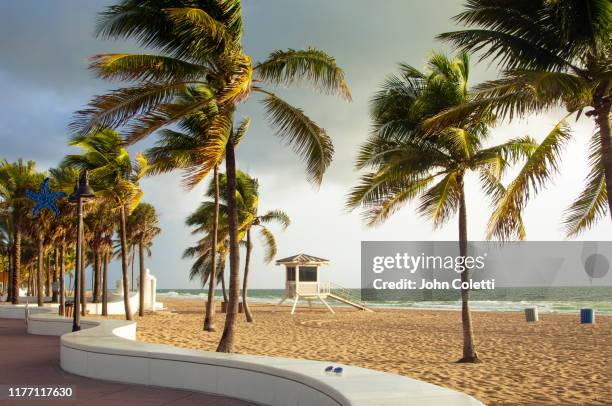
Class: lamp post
69,170,95,332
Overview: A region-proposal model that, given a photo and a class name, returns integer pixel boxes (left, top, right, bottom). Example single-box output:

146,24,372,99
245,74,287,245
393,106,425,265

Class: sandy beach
126,298,612,406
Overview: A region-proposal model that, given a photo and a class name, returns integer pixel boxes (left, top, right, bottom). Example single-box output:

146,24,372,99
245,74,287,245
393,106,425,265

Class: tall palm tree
347,53,538,363
71,0,350,352
49,165,80,314
147,95,250,331
437,0,611,237
238,204,290,323
127,202,161,316
0,159,45,304
63,129,148,320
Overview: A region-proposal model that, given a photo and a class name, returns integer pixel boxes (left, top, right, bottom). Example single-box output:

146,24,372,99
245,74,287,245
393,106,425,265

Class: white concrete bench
22,312,484,406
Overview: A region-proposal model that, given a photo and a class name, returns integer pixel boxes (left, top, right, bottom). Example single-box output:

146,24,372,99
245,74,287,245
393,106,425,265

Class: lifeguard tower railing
285,281,369,309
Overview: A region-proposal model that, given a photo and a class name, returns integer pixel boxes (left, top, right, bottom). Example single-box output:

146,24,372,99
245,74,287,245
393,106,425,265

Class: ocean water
157,287,612,314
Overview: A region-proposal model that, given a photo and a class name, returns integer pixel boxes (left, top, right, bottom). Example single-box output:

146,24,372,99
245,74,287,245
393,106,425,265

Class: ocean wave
156,290,612,314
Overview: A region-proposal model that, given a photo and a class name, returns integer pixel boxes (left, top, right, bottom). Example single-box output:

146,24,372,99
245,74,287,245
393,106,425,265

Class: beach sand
130,298,611,406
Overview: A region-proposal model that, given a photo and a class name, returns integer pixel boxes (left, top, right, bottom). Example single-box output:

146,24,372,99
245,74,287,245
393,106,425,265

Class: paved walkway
0,318,255,405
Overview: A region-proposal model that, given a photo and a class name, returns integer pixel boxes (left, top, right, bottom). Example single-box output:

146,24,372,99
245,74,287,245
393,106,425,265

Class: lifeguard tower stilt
275,253,373,314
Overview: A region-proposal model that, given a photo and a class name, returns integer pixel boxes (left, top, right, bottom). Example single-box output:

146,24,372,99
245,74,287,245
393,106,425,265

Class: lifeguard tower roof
275,253,329,266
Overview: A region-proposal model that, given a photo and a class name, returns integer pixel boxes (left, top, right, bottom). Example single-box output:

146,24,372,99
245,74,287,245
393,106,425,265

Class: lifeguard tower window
286,266,296,281
299,266,317,282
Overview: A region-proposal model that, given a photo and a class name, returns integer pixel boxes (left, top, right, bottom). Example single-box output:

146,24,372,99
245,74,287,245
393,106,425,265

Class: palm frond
260,91,333,185
255,48,351,101
70,81,195,136
487,119,572,239
258,210,291,229
257,226,277,263
564,131,608,236
89,53,208,82
418,172,461,227
232,117,251,146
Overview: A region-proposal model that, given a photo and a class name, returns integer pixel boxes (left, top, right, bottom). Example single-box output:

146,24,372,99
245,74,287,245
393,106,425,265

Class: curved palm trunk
457,178,480,363
217,137,240,353
119,206,133,320
102,251,109,316
595,94,612,218
59,240,66,315
37,235,44,307
242,229,253,322
12,227,21,304
138,237,145,317
204,165,220,332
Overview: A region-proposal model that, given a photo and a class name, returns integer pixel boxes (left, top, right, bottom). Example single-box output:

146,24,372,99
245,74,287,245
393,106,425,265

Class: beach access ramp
325,282,374,312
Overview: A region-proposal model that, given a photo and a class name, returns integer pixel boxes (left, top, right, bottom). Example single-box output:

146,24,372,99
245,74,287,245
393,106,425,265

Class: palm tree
71,1,350,352
0,159,45,304
63,129,148,320
239,205,290,323
49,164,80,314
347,53,538,363
127,202,161,316
147,95,249,331
437,0,612,237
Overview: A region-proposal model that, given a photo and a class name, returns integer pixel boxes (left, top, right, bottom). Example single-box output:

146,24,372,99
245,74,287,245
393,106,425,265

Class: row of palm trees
0,148,160,320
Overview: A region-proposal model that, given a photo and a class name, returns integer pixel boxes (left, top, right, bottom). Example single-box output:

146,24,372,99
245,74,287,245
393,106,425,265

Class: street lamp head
76,170,95,200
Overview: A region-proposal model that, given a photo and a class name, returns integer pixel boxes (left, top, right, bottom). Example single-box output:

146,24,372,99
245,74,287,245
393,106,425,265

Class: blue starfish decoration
26,178,67,218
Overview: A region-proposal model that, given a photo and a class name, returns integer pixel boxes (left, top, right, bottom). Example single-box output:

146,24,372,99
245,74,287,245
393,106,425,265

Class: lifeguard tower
275,253,372,314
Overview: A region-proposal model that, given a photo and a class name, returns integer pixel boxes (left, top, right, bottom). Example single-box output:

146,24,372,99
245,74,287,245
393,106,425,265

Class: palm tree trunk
220,267,228,302
217,137,240,353
595,95,612,219
80,244,86,316
130,246,135,292
6,245,13,302
37,235,44,307
457,177,480,363
12,227,21,304
119,206,133,320
138,238,145,317
93,250,100,303
102,251,109,316
204,166,220,332
60,240,66,315
242,229,253,322
45,254,51,298
28,267,32,296
52,247,59,303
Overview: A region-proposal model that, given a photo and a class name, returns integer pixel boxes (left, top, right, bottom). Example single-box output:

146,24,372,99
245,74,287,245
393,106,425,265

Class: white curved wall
21,313,484,406
0,303,56,319
0,293,140,317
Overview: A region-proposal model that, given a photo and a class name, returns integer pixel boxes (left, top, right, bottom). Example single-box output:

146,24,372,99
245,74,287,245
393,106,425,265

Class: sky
1,0,610,289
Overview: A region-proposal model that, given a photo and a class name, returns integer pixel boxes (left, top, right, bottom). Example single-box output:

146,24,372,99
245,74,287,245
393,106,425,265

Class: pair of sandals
324,366,344,375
